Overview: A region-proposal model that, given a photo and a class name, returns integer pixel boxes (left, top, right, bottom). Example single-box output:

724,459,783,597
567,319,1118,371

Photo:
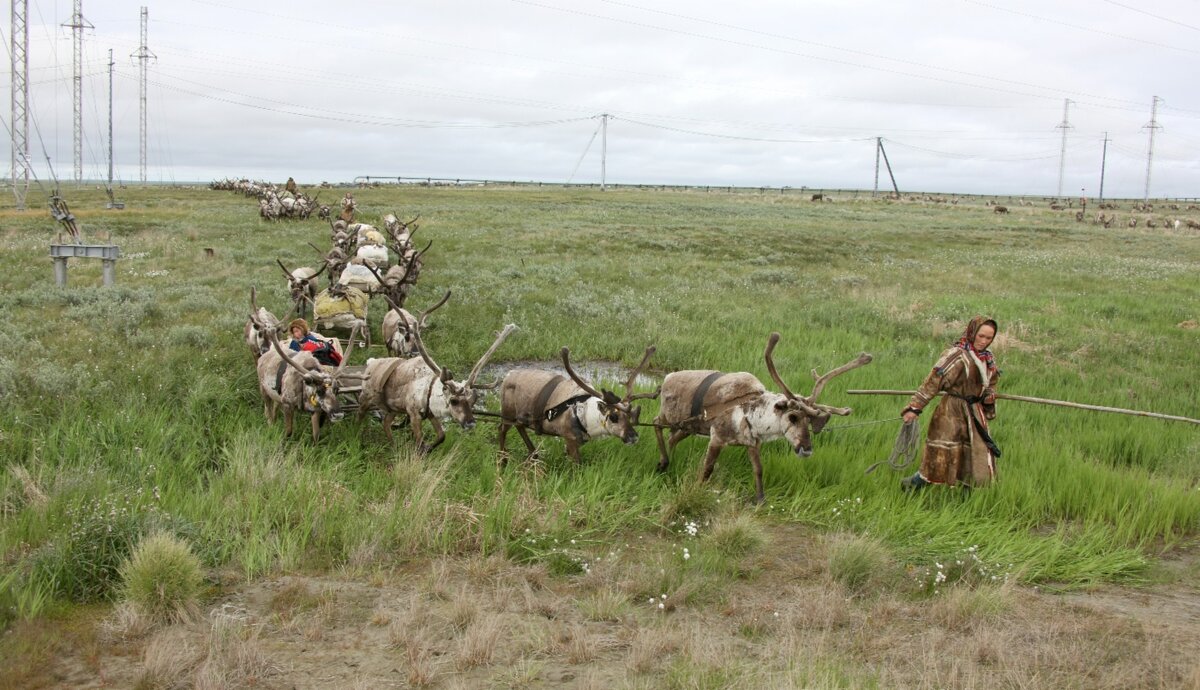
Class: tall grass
1,185,1198,623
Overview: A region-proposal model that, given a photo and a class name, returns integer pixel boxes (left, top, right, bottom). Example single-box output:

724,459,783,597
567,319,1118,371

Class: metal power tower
1142,96,1161,203
62,0,91,186
130,6,155,184
1055,99,1073,199
10,0,29,209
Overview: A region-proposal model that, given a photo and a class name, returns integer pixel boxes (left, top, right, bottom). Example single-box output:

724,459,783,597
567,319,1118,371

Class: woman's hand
903,410,919,424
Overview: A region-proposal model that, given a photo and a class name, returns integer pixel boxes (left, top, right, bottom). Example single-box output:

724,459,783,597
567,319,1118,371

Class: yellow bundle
314,286,368,319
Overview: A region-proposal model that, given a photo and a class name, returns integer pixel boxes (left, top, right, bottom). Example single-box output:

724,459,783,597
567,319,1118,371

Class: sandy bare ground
7,526,1199,689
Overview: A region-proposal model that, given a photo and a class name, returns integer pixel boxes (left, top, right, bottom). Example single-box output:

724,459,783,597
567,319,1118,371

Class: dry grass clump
458,613,506,668
8,464,49,512
119,531,204,625
135,627,201,690
931,583,1014,631
660,480,720,524
578,587,630,622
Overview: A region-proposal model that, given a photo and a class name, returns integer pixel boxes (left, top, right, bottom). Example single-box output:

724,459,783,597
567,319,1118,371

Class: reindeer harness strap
530,375,566,433
274,361,289,395
690,372,724,419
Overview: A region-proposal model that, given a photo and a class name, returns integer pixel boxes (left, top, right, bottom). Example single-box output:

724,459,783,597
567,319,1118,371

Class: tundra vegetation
0,185,1198,688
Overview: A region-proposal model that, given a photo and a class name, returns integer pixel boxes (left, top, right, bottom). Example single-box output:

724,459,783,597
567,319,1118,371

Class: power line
512,0,1150,108
959,0,1200,54
1100,0,1200,33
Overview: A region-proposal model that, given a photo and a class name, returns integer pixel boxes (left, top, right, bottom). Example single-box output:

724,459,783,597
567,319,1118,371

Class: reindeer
653,333,872,504
363,241,431,308
381,291,451,358
276,259,327,319
497,346,659,468
244,286,297,361
358,324,516,450
308,242,348,285
993,205,1009,214
255,323,360,442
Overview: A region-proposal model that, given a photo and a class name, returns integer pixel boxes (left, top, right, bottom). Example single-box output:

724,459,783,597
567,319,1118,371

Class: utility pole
877,138,900,198
1098,132,1109,202
130,6,156,184
63,0,91,186
1055,98,1073,199
600,113,608,191
1142,96,1161,204
104,48,123,209
10,0,29,209
873,136,881,197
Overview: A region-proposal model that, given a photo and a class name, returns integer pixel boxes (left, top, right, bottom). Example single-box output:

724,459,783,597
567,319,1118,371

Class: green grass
1,185,1198,625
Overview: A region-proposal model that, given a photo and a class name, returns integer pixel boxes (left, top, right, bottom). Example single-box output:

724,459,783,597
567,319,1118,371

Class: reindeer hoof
655,461,669,474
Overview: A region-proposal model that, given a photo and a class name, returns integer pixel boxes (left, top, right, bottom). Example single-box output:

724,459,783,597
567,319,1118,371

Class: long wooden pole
846,390,1200,425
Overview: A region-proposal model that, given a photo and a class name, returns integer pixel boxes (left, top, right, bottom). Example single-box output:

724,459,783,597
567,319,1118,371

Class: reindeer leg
699,442,723,482
747,446,765,505
498,423,511,470
311,411,322,443
668,430,689,453
655,425,670,472
516,426,538,461
423,417,446,454
260,387,274,423
565,437,582,464
283,407,295,438
381,412,396,443
409,412,425,452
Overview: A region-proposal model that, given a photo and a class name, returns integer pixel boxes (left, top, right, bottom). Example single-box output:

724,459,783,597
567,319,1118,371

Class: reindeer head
413,322,517,431
277,259,327,304
561,346,659,444
247,286,299,355
763,332,872,457
383,291,450,358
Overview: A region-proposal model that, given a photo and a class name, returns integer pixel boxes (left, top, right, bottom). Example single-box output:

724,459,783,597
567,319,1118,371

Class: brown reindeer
653,333,872,504
380,291,451,359
993,205,1009,214
358,323,516,450
276,259,327,319
497,346,659,468
255,323,360,442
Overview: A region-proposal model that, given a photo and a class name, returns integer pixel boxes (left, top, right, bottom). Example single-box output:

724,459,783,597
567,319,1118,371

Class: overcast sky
7,0,1199,197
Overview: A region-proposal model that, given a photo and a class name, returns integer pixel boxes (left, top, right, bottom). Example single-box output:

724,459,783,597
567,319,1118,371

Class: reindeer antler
805,352,873,415
622,346,660,403
310,261,329,279
411,325,444,380
418,290,452,328
276,258,294,278
561,347,616,404
763,332,799,400
267,329,318,379
467,324,517,389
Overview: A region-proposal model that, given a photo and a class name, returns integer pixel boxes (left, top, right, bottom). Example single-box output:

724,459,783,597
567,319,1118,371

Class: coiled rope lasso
864,420,920,475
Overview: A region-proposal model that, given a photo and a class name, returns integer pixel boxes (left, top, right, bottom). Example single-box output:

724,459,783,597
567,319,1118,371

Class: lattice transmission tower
130,6,155,183
10,0,29,208
62,0,91,186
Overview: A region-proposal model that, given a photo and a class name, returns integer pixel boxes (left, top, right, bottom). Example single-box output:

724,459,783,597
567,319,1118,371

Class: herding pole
846,390,1200,425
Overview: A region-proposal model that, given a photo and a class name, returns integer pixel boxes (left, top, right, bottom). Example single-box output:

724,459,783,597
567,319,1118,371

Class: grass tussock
120,531,205,625
825,533,895,595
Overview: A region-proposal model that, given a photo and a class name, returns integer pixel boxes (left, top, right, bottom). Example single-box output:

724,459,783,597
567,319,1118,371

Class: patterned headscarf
956,315,998,377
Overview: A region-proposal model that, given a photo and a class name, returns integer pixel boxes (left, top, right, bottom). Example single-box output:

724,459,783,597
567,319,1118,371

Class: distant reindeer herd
226,178,1198,501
